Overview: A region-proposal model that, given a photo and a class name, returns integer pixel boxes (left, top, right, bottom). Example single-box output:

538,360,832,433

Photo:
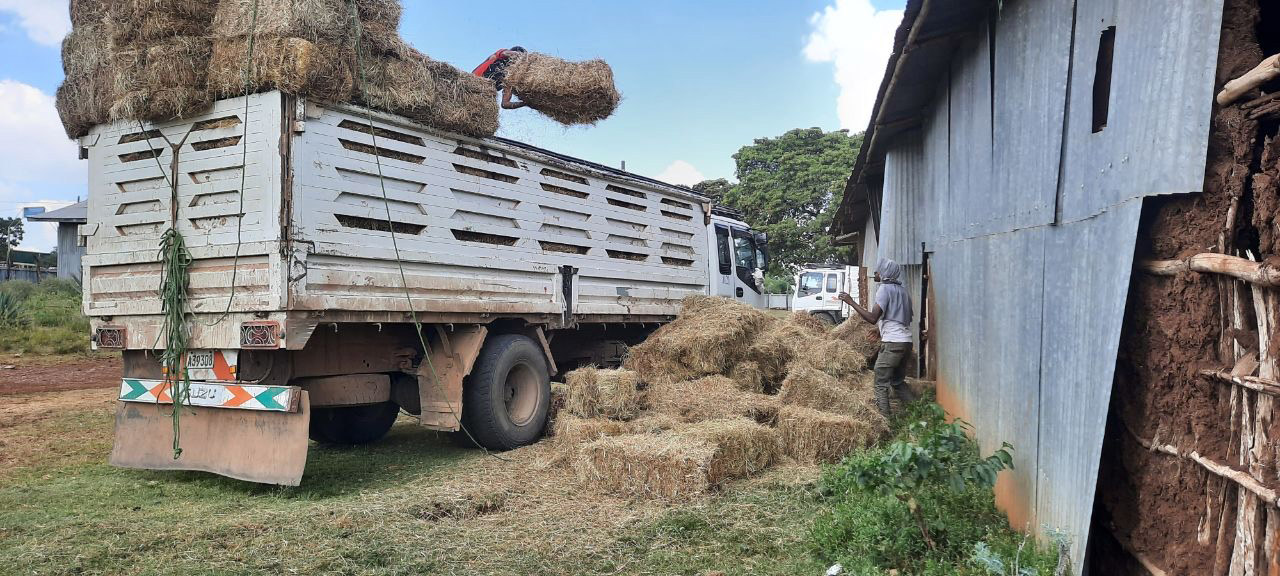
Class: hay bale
354,0,404,57
645,375,778,424
69,0,111,27
831,320,881,364
109,87,213,123
624,296,770,385
563,367,642,420
729,361,764,393
796,339,872,381
777,365,883,425
551,415,630,446
207,36,354,101
419,59,499,137
61,25,112,77
355,51,438,122
504,52,620,125
775,405,881,464
108,37,213,123
673,418,780,484
744,311,829,388
574,433,715,500
56,71,115,138
108,1,218,45
211,0,351,42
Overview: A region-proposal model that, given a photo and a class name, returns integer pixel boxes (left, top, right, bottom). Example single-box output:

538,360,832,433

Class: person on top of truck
473,46,529,110
837,257,917,418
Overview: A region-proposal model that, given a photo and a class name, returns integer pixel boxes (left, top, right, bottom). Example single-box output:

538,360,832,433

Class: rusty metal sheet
109,391,311,486
418,325,487,431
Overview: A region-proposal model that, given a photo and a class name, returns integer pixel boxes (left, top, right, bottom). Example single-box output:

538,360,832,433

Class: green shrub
811,403,1059,575
0,279,89,354
0,279,36,303
0,291,27,327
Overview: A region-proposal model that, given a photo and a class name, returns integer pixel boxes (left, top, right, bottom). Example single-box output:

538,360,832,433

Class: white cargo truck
790,263,860,325
79,92,770,484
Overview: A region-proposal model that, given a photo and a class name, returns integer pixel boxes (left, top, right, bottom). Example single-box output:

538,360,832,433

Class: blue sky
0,0,905,250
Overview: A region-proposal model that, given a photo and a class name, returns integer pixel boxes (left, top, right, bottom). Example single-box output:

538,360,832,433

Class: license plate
184,350,238,380
186,350,215,370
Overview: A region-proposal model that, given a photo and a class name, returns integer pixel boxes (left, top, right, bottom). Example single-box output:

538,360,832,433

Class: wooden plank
1140,254,1280,287
110,391,310,486
1201,371,1280,397
1126,429,1280,507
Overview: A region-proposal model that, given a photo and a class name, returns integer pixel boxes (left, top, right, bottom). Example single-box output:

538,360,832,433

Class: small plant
0,291,27,327
835,404,1013,550
972,540,1038,576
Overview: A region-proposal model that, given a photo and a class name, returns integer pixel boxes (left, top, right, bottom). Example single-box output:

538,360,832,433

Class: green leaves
699,128,863,276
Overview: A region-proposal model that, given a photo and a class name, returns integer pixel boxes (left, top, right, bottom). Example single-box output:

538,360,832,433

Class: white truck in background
791,263,860,325
77,91,769,485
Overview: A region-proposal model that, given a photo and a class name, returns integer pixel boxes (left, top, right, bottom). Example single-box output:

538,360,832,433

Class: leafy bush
764,273,793,294
0,279,88,354
812,402,1059,575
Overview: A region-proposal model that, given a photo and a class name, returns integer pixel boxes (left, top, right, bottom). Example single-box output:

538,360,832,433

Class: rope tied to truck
346,0,506,461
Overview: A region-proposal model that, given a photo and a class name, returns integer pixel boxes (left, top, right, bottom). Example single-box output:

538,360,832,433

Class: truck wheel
460,334,551,450
309,402,400,445
815,311,838,326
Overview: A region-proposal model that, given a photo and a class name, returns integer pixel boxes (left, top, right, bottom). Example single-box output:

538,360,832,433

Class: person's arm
501,86,527,109
838,291,882,324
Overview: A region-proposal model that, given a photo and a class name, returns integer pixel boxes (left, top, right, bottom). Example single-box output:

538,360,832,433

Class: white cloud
0,80,83,188
804,0,903,130
655,160,705,187
0,1,70,46
0,80,86,252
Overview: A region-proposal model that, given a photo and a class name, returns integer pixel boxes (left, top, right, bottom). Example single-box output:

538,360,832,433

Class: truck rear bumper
110,389,311,486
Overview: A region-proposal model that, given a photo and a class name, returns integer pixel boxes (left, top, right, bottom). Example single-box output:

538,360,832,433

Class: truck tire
309,402,400,445
815,311,838,326
460,334,551,450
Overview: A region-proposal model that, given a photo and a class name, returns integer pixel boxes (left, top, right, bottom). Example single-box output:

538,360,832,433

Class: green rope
157,227,193,458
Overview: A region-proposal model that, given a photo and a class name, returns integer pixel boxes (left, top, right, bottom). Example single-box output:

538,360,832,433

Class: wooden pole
1139,253,1280,286
1126,428,1280,507
1201,370,1280,397
1218,54,1280,106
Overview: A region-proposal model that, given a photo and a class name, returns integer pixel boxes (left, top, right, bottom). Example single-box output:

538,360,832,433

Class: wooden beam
1218,54,1280,106
1127,428,1280,507
1139,253,1280,287
1201,370,1280,397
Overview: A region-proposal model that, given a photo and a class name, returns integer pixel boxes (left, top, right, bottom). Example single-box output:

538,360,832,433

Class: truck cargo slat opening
451,229,519,246
660,242,694,255
191,136,243,151
540,223,591,239
453,163,519,184
660,198,692,210
453,146,519,168
118,129,162,144
605,184,646,199
115,200,162,215
661,257,694,267
191,116,242,131
606,249,648,261
340,139,426,164
541,182,589,199
661,209,692,221
607,198,646,211
540,168,589,185
119,149,163,163
337,119,425,146
335,214,426,235
539,241,590,254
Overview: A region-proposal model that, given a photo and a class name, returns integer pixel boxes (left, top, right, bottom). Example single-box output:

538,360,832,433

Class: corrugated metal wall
871,0,1223,568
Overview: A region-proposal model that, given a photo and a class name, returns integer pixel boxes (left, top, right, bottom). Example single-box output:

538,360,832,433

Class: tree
0,217,22,280
720,128,862,277
691,178,733,204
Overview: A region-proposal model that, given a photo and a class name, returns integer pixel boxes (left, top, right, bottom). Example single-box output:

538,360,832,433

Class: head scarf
874,257,912,326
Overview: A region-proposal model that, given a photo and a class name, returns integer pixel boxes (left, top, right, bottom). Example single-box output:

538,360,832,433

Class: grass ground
0,390,827,576
0,279,90,356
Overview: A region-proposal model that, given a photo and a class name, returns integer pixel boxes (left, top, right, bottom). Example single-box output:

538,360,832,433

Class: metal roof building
27,200,87,282
831,0,1230,571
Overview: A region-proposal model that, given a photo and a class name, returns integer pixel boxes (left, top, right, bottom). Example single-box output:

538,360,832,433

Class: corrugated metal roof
26,200,87,223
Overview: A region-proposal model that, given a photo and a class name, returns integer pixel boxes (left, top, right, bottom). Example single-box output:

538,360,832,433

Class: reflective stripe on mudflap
118,379,300,413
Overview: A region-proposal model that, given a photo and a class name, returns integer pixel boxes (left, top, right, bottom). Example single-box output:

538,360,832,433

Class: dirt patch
1097,0,1267,572
0,354,121,395
0,387,117,477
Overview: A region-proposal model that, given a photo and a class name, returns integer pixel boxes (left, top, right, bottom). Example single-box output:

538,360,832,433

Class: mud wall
1095,0,1280,573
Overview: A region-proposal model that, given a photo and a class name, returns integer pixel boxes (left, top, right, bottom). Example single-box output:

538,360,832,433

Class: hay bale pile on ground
557,296,896,499
504,53,621,125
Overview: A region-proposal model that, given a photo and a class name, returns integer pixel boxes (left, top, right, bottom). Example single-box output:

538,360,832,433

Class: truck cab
791,264,859,325
707,207,769,310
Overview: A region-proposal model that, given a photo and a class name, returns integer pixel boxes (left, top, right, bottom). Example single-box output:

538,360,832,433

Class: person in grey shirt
838,257,917,418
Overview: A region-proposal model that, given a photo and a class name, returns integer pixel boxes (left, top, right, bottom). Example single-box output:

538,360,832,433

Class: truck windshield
798,272,823,296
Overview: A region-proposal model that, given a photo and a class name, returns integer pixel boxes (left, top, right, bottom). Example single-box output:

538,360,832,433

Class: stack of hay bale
550,296,902,501
57,0,115,138
108,0,217,123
